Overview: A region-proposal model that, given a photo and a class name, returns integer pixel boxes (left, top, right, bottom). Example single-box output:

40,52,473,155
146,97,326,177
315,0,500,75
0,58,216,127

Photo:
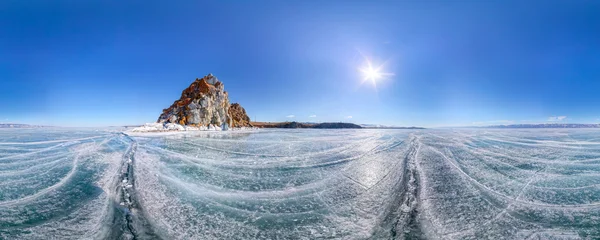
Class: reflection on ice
133,129,412,239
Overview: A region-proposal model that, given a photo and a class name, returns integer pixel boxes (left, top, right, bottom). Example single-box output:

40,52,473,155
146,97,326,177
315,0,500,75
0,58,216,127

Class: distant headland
252,122,362,129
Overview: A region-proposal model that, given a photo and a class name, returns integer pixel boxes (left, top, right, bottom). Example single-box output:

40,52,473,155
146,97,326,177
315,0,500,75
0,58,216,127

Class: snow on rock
164,123,185,131
130,123,165,132
130,123,232,133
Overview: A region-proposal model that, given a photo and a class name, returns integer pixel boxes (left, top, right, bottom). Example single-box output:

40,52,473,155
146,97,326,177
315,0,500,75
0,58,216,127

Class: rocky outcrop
228,103,253,127
157,74,250,129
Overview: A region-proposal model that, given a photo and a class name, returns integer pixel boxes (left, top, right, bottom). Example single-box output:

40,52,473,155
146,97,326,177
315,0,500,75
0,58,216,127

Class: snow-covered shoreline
124,123,257,136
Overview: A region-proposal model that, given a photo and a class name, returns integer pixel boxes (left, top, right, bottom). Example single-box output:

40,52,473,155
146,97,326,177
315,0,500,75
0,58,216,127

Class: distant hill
312,122,363,129
485,123,600,128
252,121,362,129
360,124,425,129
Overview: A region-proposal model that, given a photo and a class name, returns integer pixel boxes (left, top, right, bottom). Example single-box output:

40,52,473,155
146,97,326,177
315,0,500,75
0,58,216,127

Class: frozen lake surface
1,128,600,239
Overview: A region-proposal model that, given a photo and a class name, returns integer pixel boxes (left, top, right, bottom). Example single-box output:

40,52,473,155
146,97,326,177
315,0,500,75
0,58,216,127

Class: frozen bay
1,128,600,239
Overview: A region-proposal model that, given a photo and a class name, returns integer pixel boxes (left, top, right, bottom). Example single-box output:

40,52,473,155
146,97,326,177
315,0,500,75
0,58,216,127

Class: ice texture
0,128,128,239
415,129,600,239
130,130,413,239
2,128,600,239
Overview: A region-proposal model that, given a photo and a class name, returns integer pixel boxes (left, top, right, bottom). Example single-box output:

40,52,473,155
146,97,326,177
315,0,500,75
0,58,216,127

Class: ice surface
2,128,600,239
131,130,412,239
0,128,127,239
416,129,600,239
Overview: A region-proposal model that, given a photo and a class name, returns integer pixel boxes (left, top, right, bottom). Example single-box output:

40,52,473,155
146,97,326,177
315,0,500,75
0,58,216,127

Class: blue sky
1,1,599,127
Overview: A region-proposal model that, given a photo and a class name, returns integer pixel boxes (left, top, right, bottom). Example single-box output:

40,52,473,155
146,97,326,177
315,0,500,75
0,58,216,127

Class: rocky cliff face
157,74,251,128
228,103,252,127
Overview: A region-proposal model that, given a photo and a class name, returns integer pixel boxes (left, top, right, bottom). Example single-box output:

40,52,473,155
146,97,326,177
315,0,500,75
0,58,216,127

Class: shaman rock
157,74,251,128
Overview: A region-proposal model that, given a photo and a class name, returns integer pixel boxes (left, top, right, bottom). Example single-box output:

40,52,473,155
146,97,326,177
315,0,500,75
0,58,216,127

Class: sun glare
362,65,382,82
359,60,393,87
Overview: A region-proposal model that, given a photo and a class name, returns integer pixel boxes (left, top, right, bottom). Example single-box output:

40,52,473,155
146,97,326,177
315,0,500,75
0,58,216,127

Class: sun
358,60,393,87
361,65,382,83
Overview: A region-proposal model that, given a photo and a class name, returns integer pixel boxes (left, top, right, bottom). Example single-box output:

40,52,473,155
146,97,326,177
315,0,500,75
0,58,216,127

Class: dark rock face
157,74,251,128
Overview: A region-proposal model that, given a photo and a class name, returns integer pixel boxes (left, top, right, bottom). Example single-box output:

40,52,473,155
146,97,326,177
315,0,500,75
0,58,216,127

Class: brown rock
197,78,212,95
228,103,252,127
157,73,250,129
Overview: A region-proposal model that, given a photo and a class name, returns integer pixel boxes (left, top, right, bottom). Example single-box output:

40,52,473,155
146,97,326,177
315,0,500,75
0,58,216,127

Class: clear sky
1,1,599,127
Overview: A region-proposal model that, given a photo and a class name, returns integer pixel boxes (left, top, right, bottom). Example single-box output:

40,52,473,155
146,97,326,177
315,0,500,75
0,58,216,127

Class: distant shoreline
251,122,426,129
0,123,46,128
361,126,426,130
251,121,362,129
480,123,600,129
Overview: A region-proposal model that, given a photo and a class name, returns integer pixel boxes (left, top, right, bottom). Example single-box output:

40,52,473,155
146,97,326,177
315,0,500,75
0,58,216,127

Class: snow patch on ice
128,123,257,134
